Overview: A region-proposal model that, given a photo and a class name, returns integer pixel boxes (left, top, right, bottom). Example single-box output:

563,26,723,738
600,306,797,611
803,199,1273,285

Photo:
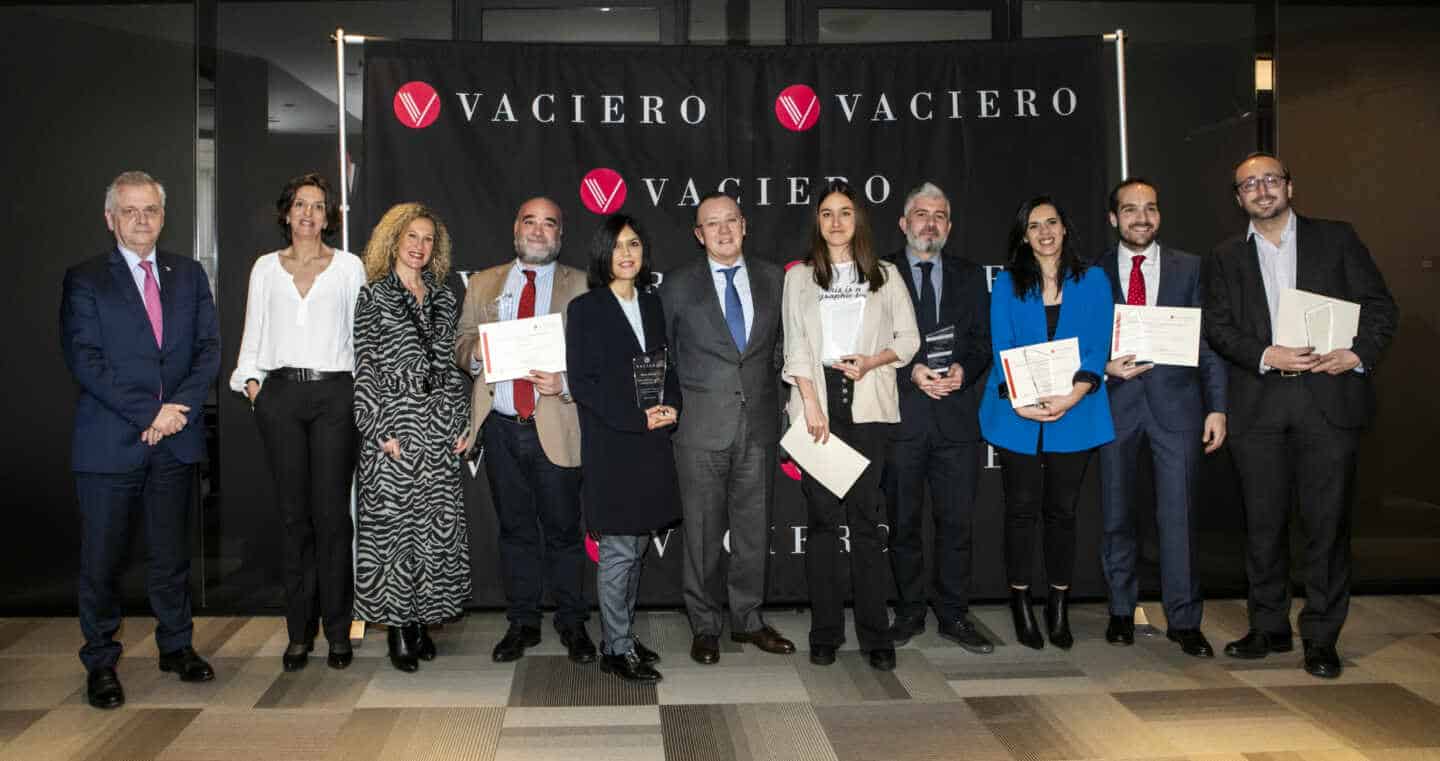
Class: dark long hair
275,172,340,243
587,213,655,290
807,180,885,292
1005,195,1087,301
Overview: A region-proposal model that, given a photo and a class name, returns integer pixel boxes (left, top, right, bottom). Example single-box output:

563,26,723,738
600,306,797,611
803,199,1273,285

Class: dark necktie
917,260,937,334
1127,254,1147,306
514,270,537,419
721,266,747,352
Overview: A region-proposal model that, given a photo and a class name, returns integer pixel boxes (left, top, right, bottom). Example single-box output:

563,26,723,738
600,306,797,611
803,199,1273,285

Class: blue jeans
597,533,650,656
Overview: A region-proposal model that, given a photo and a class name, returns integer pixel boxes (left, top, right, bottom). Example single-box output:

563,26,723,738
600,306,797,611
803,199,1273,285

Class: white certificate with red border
477,313,567,383
999,337,1081,408
1110,305,1202,367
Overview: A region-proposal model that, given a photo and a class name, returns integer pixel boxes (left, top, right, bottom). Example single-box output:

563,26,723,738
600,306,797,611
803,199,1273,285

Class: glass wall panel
483,7,662,42
818,8,989,42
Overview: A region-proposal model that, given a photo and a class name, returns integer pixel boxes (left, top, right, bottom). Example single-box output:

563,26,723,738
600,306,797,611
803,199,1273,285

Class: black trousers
1228,376,1358,645
253,375,358,645
885,423,981,622
75,445,194,672
483,416,589,628
996,443,1094,589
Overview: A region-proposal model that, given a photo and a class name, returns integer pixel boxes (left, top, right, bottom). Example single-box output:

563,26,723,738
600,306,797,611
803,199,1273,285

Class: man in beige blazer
456,196,593,664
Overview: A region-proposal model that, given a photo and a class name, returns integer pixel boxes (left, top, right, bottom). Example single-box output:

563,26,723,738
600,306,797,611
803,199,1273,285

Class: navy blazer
886,251,991,442
60,248,221,473
1203,215,1397,431
979,266,1115,454
1100,245,1227,432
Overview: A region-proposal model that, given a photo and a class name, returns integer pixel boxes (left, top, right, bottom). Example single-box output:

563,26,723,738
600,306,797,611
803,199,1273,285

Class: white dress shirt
614,290,645,347
118,244,161,299
708,255,753,341
1117,241,1160,304
228,250,366,393
1249,211,1300,374
492,260,559,416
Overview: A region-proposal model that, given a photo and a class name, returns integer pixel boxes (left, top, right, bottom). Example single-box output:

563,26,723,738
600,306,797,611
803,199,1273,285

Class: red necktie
514,270,537,419
1126,254,1147,306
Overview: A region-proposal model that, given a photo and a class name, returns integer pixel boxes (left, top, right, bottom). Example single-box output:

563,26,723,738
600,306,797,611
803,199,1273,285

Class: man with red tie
1097,178,1227,657
60,171,221,709
456,197,595,664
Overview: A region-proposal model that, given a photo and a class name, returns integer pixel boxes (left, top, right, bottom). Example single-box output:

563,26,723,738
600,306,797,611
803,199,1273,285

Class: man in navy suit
1097,179,1227,658
882,182,994,654
60,171,220,709
1205,153,1396,679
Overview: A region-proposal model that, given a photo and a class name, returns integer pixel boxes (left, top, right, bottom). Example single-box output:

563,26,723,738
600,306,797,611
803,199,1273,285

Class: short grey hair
105,170,166,213
902,181,949,217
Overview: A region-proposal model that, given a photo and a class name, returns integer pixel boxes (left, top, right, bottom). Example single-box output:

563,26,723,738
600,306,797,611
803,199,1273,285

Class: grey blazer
660,256,785,450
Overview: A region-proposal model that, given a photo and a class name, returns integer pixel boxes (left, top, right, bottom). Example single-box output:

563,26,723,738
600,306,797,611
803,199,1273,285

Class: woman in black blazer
565,213,682,683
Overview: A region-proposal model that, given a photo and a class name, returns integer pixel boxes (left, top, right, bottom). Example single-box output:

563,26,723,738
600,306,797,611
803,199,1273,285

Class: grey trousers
675,414,774,636
598,533,651,656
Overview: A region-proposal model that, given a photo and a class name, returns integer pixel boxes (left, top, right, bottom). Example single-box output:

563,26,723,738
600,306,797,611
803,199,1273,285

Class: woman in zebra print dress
353,203,473,673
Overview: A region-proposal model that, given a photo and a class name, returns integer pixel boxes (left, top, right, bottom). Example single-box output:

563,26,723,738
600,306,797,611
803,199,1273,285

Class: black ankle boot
387,625,419,673
1009,588,1045,650
1045,587,1073,650
415,623,436,661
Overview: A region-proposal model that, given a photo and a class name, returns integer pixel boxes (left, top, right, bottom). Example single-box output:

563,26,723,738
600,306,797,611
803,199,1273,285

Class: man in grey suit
662,191,796,665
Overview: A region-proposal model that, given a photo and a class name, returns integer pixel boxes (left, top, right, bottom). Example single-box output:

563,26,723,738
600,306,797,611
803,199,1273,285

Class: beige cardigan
782,260,920,424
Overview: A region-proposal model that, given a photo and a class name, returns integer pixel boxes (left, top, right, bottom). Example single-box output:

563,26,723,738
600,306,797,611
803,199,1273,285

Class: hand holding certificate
999,337,1081,409
1110,305,1203,367
477,313,567,383
780,419,870,499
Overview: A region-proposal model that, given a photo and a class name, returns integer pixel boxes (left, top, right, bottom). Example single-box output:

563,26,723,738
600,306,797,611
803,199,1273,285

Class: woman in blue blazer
979,196,1115,650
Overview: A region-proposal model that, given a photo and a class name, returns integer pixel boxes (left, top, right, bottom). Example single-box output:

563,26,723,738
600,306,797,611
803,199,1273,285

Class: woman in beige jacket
783,180,920,671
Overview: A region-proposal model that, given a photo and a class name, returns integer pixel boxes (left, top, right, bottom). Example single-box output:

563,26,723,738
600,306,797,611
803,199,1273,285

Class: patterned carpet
3,596,1440,760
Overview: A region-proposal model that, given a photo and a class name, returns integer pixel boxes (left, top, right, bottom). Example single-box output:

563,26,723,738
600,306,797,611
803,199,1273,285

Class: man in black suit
60,171,221,709
1204,152,1397,679
883,182,993,654
661,192,795,665
1097,178,1227,657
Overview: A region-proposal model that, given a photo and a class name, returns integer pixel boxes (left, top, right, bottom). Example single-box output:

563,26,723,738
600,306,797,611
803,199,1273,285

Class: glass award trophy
924,325,956,374
633,349,668,408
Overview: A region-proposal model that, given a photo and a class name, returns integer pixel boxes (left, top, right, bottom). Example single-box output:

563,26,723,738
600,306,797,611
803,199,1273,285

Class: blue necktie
721,266,747,352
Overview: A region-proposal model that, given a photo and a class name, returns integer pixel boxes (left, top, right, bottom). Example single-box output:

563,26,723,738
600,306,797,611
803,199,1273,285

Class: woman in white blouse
230,173,366,673
783,180,920,672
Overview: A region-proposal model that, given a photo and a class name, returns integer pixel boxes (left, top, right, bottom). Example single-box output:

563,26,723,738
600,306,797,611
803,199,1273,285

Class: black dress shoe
1106,615,1135,646
282,642,312,672
558,624,598,664
937,618,995,654
888,614,926,646
159,647,215,682
867,647,897,671
492,624,542,663
1045,588,1073,650
730,625,797,654
327,641,353,670
387,626,420,673
415,624,437,661
690,634,720,665
600,651,662,682
1224,629,1294,659
633,637,661,665
1302,640,1342,679
1167,628,1215,658
86,667,125,710
1009,588,1045,650
809,644,837,666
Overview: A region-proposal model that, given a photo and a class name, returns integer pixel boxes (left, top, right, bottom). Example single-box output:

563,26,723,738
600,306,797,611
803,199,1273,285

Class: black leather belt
270,367,352,382
491,411,535,426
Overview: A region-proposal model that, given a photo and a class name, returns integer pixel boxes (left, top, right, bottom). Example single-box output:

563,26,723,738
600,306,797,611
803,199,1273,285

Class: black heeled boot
1009,588,1045,650
416,623,437,661
387,625,420,673
1045,587,1073,650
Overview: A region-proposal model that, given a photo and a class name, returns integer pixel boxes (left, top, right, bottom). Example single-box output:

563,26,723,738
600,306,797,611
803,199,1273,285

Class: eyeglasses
1234,173,1289,194
116,205,164,221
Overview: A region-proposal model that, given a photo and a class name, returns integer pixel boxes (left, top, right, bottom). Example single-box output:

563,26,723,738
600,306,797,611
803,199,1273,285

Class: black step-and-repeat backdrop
355,38,1110,606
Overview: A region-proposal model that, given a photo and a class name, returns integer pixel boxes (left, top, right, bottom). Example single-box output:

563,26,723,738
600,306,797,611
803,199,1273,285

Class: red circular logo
393,81,441,129
579,168,627,214
775,84,820,132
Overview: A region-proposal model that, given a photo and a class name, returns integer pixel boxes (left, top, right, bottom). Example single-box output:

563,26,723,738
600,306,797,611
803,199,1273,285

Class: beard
905,230,947,254
1120,226,1155,250
514,237,561,265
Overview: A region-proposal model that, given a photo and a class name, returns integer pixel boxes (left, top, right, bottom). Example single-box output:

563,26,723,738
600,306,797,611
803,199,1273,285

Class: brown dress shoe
730,626,796,655
691,634,720,664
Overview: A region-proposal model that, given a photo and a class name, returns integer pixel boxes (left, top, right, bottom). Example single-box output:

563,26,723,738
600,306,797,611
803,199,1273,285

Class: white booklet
1276,289,1360,354
1110,305,1202,367
998,337,1082,409
780,419,871,499
477,313,568,383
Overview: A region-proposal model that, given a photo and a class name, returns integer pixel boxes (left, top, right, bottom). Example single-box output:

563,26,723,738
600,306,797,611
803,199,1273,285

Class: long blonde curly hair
362,202,453,283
